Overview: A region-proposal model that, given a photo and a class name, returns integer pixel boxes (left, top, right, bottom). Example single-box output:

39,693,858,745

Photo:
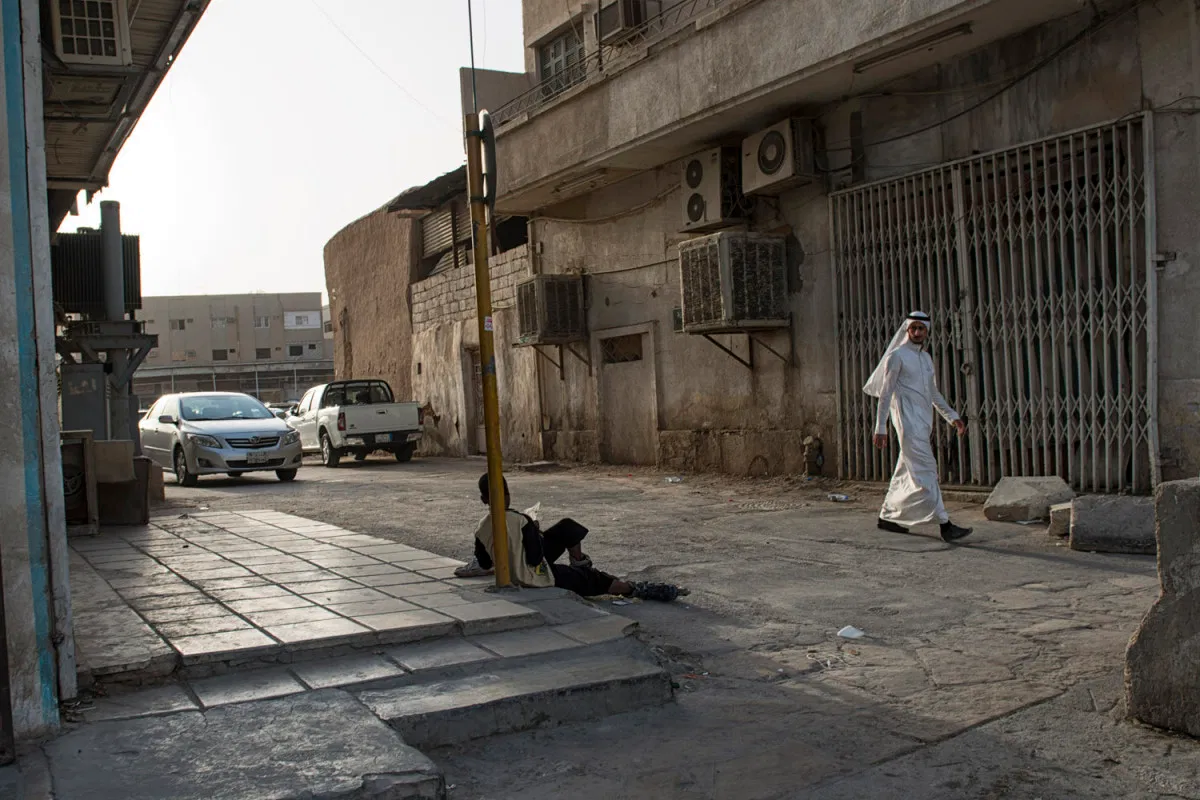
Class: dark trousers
541,519,617,596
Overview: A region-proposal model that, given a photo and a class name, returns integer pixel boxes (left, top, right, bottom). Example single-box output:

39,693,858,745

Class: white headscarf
863,311,931,397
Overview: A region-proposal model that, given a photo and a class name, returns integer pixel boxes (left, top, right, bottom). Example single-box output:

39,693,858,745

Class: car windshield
179,394,273,422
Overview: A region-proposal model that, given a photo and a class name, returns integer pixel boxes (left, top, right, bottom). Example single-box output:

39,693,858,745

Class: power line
307,0,456,130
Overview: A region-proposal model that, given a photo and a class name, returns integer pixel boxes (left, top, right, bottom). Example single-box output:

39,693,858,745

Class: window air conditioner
50,0,134,67
678,232,788,334
742,118,816,196
598,0,646,45
680,146,748,234
516,275,587,345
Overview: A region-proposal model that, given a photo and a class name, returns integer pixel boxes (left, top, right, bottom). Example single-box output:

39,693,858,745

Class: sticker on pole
484,316,494,331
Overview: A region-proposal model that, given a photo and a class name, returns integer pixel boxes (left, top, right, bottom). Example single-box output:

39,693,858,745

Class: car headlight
185,433,221,448
282,430,300,446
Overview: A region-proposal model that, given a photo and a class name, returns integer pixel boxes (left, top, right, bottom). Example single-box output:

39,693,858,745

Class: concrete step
357,638,673,748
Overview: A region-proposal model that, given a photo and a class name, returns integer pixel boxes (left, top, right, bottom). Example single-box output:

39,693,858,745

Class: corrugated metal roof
386,166,467,216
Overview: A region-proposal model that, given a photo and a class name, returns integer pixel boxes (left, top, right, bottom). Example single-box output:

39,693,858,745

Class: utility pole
465,110,512,588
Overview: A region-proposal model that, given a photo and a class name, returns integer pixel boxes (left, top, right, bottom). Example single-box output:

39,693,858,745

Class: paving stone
85,684,199,722
244,606,340,627
471,627,580,658
282,578,363,594
253,562,326,578
117,581,195,600
353,610,456,636
416,566,463,580
404,557,465,571
554,615,638,644
380,549,444,564
225,594,313,613
352,572,433,589
139,603,233,624
387,638,495,671
302,587,391,606
226,553,299,566
128,592,212,611
984,476,1075,522
291,654,406,689
1070,495,1156,554
378,582,454,599
266,617,370,645
307,555,381,568
171,629,277,661
180,566,255,581
208,585,293,602
155,616,253,639
73,608,177,677
331,564,412,579
191,668,306,708
410,591,480,610
438,599,544,634
192,576,271,591
326,598,420,617
255,569,329,584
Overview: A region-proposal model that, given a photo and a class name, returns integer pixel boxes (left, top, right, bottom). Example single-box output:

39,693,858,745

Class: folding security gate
832,117,1157,493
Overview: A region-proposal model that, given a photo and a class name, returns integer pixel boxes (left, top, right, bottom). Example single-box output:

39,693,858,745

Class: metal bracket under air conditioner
519,341,592,380
698,314,794,370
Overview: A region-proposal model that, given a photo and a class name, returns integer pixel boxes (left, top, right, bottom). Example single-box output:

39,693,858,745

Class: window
283,311,321,330
308,344,318,351
179,394,272,422
211,316,236,329
185,350,196,359
256,348,271,360
539,28,585,98
211,349,228,361
288,345,303,357
294,314,311,327
601,334,643,364
171,351,187,362
254,316,270,329
323,320,333,333
169,319,186,331
51,0,132,67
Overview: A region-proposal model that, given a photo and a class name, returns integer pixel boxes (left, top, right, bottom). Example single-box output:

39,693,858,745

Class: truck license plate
375,434,391,443
246,451,269,465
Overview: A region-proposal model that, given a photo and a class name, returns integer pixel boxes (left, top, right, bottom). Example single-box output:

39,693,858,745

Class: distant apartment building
132,293,334,404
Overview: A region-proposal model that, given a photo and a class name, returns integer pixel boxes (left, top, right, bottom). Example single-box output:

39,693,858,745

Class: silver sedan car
139,392,304,486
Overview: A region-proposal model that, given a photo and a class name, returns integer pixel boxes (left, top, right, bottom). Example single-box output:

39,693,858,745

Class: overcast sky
59,0,525,301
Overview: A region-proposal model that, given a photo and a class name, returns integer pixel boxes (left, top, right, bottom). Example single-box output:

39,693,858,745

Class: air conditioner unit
598,0,646,45
678,232,788,334
680,147,748,233
742,118,816,196
516,275,587,345
50,0,134,67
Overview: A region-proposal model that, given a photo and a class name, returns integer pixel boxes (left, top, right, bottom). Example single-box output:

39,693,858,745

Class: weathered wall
410,246,542,462
522,0,1200,480
323,205,419,400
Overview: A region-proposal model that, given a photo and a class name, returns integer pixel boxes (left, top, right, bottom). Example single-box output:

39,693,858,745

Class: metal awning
42,0,210,228
385,166,466,217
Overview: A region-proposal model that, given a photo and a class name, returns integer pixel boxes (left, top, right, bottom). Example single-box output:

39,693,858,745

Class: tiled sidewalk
72,510,540,679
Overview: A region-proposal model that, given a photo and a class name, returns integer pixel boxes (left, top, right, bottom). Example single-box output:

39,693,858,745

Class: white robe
874,341,960,526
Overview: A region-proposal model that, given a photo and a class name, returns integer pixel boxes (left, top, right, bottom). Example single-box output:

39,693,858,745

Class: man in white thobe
864,311,973,542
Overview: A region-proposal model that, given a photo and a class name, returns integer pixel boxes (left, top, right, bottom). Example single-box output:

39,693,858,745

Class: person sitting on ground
455,473,687,602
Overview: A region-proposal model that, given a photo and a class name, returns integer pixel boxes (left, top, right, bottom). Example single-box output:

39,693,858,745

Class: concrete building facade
430,0,1200,490
133,293,334,404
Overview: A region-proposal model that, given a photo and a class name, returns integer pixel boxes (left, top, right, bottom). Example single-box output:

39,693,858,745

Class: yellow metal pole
465,112,512,588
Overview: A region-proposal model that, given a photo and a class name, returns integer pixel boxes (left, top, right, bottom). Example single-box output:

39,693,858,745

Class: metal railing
492,0,727,127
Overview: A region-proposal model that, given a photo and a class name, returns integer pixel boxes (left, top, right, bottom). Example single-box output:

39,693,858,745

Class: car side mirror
158,415,177,425
274,410,287,419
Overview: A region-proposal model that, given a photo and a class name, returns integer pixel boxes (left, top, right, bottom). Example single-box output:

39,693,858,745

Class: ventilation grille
516,275,586,345
51,231,142,315
678,232,788,333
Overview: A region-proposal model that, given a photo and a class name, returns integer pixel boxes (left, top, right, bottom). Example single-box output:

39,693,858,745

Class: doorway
598,331,658,465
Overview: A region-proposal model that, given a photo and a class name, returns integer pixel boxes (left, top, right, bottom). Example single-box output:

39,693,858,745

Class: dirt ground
163,456,1200,800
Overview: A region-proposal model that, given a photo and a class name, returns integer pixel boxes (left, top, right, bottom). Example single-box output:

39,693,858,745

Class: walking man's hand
954,419,967,437
873,433,888,450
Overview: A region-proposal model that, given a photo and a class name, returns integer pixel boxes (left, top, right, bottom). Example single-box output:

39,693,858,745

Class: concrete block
1126,479,1200,737
1069,495,1156,554
290,653,406,690
555,615,638,645
93,439,136,483
983,476,1075,522
190,668,306,708
470,628,580,658
388,638,495,672
147,462,165,505
1048,501,1073,538
45,690,445,799
85,684,199,723
358,649,672,748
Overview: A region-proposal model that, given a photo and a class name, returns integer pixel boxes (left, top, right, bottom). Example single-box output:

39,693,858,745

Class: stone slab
44,690,445,800
190,668,307,708
554,615,638,645
470,627,580,658
1047,501,1072,538
1069,495,1156,555
290,654,407,690
437,600,544,635
984,477,1075,522
85,684,199,722
358,649,672,748
1126,479,1200,736
387,638,495,672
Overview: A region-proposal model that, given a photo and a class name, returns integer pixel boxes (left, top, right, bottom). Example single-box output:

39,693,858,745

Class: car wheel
320,433,341,468
394,445,415,463
275,469,298,482
174,447,198,487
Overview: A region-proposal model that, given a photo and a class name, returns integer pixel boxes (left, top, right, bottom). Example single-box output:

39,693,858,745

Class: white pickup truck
288,379,422,467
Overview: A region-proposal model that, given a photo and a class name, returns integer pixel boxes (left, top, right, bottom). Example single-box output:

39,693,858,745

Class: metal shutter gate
832,116,1157,493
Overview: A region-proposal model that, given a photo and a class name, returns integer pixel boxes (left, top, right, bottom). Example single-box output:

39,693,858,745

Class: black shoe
940,521,973,542
631,581,683,602
877,518,909,534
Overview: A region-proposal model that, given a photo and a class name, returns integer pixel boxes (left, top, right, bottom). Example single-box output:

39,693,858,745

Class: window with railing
538,27,586,100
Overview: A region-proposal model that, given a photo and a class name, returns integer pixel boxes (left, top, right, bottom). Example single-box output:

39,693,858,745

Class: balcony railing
492,0,727,127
